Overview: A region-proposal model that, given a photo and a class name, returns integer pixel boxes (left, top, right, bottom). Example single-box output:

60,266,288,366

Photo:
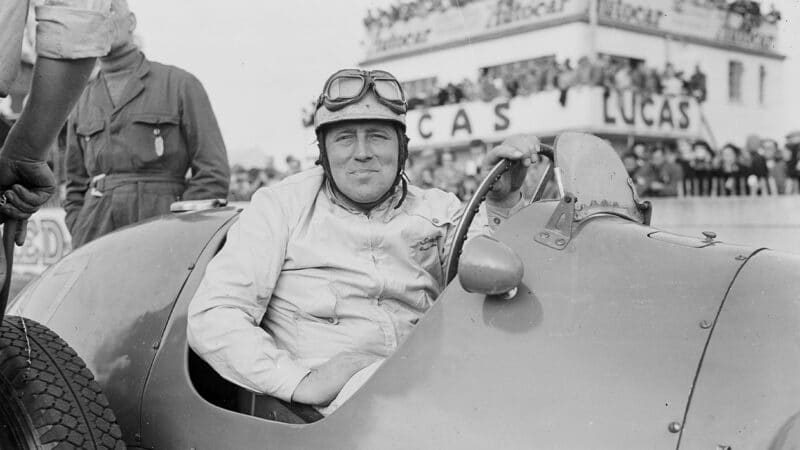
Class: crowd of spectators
624,134,800,197
402,57,708,112
363,0,780,34
227,155,303,201
219,131,800,203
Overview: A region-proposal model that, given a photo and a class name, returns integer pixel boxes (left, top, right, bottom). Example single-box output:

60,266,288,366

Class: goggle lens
326,76,366,101
373,79,404,102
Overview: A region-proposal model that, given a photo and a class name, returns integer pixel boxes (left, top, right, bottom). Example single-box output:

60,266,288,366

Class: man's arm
63,116,88,233
187,188,310,402
1,0,113,221
1,57,94,163
179,73,230,201
0,58,93,221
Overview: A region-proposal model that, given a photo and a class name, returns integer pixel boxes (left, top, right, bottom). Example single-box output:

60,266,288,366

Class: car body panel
679,249,800,449
7,208,239,443
137,200,757,449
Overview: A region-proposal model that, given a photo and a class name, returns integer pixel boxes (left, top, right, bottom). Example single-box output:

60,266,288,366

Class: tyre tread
0,316,124,449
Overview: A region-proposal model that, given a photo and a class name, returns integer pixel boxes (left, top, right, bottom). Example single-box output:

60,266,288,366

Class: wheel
0,315,124,449
444,144,555,283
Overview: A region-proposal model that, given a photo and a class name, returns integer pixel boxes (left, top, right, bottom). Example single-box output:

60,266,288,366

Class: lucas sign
405,88,701,148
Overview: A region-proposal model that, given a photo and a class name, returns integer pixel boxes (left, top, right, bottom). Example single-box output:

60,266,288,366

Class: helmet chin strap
316,124,409,212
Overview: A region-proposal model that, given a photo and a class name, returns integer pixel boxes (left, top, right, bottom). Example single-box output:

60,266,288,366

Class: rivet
540,232,550,239
555,239,566,246
668,421,682,433
432,218,439,224
493,217,501,225
735,255,747,261
699,319,712,329
152,340,160,350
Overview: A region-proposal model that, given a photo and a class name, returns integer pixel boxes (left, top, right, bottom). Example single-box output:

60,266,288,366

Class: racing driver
188,68,538,414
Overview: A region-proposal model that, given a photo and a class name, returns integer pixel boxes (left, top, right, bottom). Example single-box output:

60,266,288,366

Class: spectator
613,61,632,91
634,146,682,197
464,139,487,178
630,61,646,93
407,148,437,188
622,153,639,178
556,59,577,106
785,131,800,194
460,78,479,102
763,138,787,194
64,1,230,248
691,141,716,196
631,142,648,169
662,63,683,96
716,143,743,196
477,69,498,102
675,139,696,196
688,65,707,103
433,151,462,193
575,56,594,86
743,134,769,195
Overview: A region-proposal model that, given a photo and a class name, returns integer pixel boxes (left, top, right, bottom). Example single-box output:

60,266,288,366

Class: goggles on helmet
316,69,407,115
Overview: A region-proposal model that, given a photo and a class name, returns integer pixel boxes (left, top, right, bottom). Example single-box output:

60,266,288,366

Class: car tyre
0,315,125,449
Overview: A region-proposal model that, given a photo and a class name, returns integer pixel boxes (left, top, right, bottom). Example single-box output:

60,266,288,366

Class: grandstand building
358,0,784,155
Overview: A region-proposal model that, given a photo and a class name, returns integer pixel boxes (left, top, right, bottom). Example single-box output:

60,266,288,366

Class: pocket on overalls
75,120,106,170
128,113,180,166
293,282,347,359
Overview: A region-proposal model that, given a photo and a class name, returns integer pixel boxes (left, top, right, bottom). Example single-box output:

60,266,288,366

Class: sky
133,0,800,169
134,0,393,169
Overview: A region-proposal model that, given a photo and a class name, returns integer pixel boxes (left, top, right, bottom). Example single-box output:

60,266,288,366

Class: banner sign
405,87,700,148
597,0,777,53
363,0,779,60
12,208,72,275
364,0,587,60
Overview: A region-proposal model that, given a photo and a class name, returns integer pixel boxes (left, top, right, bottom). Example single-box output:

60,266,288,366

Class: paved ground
649,196,800,255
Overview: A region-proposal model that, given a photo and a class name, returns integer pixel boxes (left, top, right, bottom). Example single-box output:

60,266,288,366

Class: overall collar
98,48,151,114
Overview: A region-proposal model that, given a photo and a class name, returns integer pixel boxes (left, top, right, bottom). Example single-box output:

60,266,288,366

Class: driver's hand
0,156,57,224
484,134,540,206
291,352,380,406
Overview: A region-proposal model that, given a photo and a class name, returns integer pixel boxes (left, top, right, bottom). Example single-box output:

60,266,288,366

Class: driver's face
325,120,399,204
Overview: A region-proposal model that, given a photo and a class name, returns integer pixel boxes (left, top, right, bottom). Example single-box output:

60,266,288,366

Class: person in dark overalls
64,0,229,248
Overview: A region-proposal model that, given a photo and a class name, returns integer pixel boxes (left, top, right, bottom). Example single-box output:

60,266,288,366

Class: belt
89,173,186,198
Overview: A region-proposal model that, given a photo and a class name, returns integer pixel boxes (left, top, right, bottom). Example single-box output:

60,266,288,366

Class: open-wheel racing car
2,132,800,449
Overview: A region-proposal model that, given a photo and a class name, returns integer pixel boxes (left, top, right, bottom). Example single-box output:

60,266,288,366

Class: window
728,60,744,102
759,64,766,105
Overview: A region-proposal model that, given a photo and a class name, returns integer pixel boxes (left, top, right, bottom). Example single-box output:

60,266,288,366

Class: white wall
597,26,785,145
363,22,591,84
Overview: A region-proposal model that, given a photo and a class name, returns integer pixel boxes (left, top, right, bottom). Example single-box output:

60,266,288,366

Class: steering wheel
444,145,556,284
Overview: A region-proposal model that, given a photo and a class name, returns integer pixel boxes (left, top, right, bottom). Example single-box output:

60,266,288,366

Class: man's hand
0,157,57,223
484,134,540,207
291,352,380,406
